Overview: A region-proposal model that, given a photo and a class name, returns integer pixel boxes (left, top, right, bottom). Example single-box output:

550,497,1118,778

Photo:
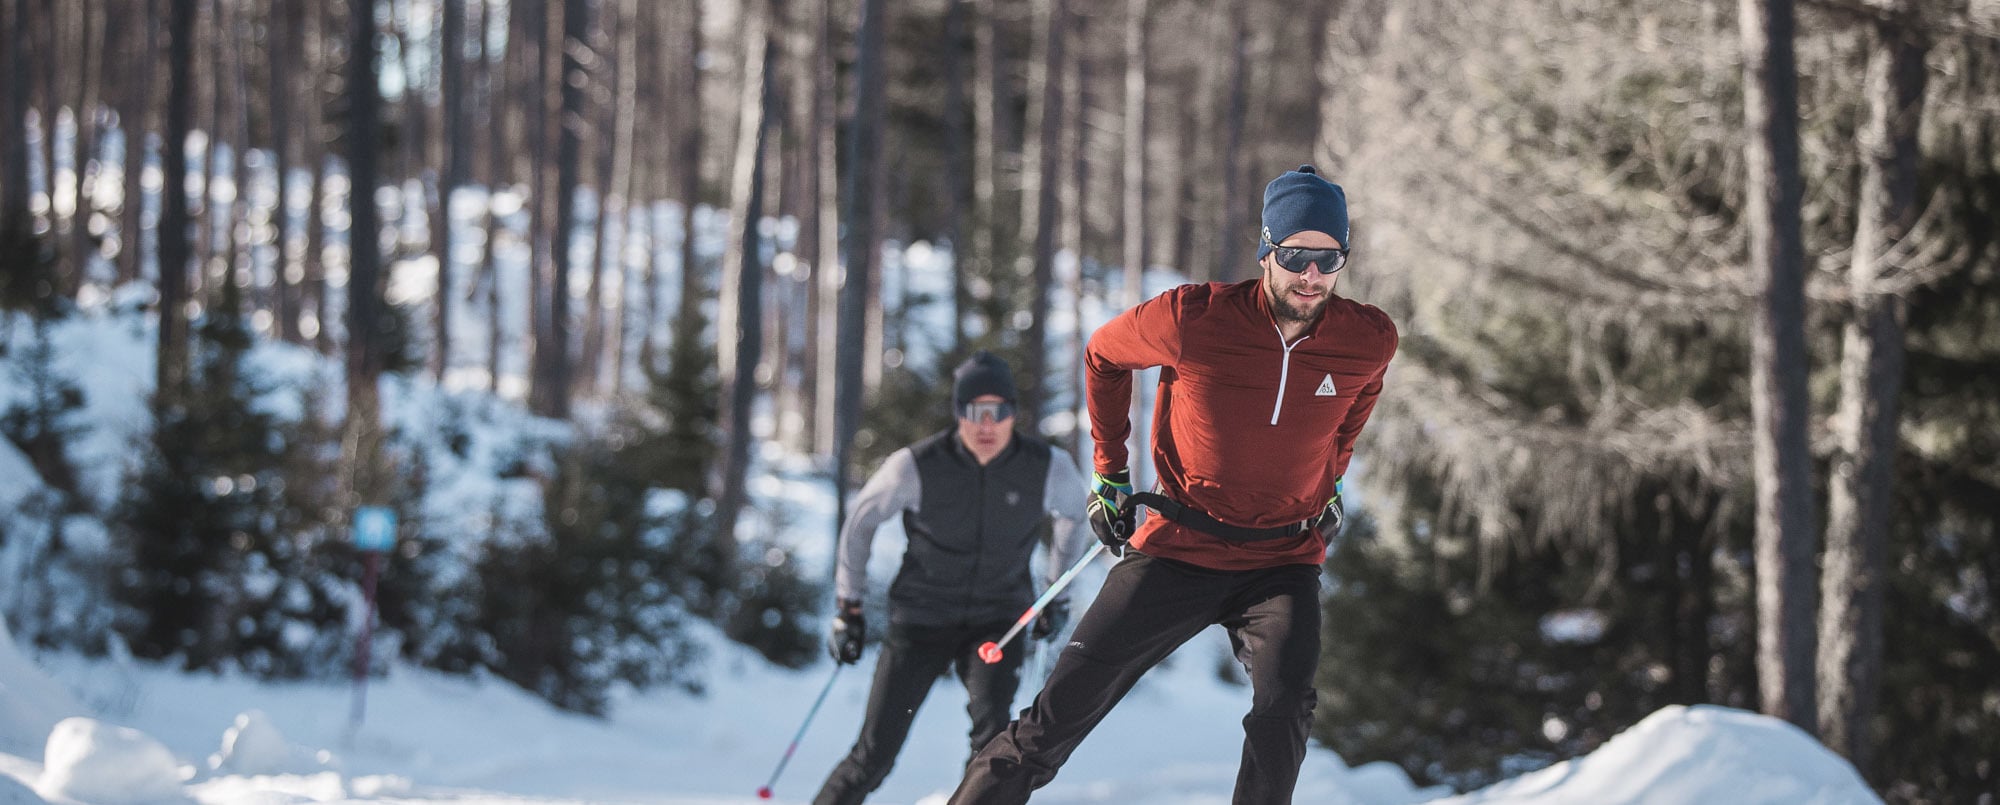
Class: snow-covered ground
4,600,1884,805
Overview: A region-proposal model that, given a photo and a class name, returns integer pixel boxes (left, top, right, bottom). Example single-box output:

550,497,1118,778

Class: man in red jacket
950,165,1397,804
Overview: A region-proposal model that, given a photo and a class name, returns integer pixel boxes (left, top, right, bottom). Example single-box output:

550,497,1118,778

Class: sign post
348,505,396,735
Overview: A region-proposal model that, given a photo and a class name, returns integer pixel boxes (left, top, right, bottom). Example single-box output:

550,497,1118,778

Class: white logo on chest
1005,490,1021,506
1315,374,1338,397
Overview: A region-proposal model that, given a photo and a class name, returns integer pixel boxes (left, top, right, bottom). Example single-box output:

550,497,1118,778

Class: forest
1,0,1997,802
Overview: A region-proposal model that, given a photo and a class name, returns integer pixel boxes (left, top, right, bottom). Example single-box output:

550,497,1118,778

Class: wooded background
2,0,1997,801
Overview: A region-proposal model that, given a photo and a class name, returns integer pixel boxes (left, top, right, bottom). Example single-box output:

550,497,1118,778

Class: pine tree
0,234,112,652
655,313,720,497
115,305,333,674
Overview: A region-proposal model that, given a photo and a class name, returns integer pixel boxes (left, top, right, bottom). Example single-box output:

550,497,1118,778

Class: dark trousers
950,553,1322,805
813,619,1026,805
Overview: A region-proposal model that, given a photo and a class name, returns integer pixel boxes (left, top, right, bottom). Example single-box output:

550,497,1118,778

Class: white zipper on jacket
1270,325,1310,425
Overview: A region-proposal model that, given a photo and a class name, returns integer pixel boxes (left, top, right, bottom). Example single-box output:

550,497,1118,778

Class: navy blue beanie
1257,164,1349,260
952,350,1017,411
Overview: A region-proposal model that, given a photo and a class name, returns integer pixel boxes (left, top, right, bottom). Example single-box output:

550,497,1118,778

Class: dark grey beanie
1257,164,1349,260
952,350,1017,410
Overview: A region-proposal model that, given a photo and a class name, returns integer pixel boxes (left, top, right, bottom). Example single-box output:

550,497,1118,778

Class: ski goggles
1263,229,1349,275
958,400,1017,424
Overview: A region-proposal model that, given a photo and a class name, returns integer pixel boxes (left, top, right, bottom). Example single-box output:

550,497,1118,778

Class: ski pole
756,662,843,800
978,542,1107,664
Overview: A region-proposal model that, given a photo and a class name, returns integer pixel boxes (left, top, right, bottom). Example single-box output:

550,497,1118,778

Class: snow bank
185,771,352,805
37,717,189,805
1436,705,1881,805
209,711,304,777
0,620,85,757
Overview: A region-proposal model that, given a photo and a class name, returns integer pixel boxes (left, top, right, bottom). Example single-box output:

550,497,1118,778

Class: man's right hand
1088,470,1136,556
827,599,865,665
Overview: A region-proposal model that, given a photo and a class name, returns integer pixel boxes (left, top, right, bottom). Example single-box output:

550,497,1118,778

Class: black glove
1088,469,1136,556
1031,599,1070,641
827,598,865,664
1316,477,1346,540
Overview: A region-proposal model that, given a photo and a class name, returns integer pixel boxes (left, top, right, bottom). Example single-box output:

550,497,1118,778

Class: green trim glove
1317,477,1346,540
1088,469,1136,556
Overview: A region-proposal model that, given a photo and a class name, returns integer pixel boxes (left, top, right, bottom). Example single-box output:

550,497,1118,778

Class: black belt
1125,491,1323,544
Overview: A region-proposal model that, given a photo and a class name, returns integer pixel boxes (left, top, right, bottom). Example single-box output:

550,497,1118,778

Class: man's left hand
1031,599,1070,641
1316,478,1346,540
1088,470,1136,556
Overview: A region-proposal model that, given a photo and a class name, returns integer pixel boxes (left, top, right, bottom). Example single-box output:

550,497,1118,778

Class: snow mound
210,711,314,776
37,717,189,805
0,620,86,757
1437,705,1881,805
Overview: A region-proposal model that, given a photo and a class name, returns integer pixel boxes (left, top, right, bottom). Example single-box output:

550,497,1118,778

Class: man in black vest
813,351,1091,805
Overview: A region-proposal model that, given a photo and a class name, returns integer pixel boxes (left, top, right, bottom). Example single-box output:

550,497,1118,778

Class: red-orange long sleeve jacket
1085,279,1398,570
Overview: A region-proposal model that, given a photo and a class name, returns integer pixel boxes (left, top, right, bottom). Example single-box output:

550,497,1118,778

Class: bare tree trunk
32,0,55,235
637,0,674,378
1020,0,1065,431
1065,1,1091,452
118,0,157,287
835,0,886,532
344,0,389,506
521,0,551,404
2,0,30,236
529,0,585,419
1122,0,1148,477
794,0,825,450
194,0,221,303
222,0,251,316
272,0,301,343
972,0,1009,341
1121,0,1147,301
1818,2,1926,767
156,0,197,406
942,0,972,354
604,0,638,397
715,0,778,552
1215,0,1248,282
580,0,628,399
304,0,332,354
432,0,467,384
523,0,557,415
1739,0,1817,734
477,0,510,392
62,0,100,299
675,0,702,343
810,0,839,458
763,79,797,448
1170,81,1196,280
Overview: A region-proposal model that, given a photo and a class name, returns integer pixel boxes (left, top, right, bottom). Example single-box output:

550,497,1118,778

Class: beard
1264,265,1333,325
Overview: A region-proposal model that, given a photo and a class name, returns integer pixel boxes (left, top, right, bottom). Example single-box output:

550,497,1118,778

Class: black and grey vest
890,429,1056,626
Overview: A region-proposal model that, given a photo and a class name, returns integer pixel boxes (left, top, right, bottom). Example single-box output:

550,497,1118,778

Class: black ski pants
813,618,1026,805
949,553,1322,805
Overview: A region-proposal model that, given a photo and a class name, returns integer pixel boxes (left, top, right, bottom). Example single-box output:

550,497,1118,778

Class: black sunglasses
1262,228,1349,275
959,399,1016,424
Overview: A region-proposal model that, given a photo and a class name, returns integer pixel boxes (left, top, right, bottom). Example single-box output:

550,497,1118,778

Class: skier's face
957,394,1015,465
1261,230,1342,327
